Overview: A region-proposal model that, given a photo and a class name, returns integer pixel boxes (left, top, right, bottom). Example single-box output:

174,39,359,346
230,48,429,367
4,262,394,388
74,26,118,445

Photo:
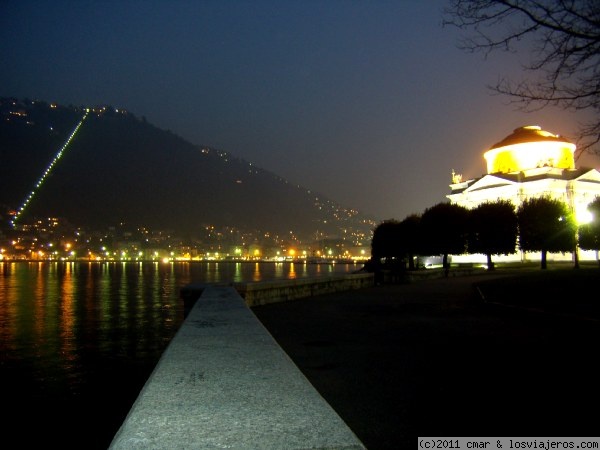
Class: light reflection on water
0,260,359,449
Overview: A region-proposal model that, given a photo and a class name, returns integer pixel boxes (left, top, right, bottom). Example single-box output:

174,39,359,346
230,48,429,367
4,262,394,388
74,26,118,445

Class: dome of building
483,125,576,174
489,125,571,149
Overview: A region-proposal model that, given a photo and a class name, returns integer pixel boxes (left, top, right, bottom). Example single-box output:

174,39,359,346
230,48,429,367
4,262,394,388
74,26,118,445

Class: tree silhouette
578,196,600,265
443,0,600,155
371,220,402,263
517,196,576,269
398,214,421,270
419,202,469,271
468,200,518,270
370,219,405,282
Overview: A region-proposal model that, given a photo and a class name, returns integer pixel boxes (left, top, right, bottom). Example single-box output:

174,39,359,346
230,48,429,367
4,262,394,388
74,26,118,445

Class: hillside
0,98,375,244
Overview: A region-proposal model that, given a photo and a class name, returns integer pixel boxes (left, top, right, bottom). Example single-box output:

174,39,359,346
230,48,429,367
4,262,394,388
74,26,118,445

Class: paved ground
252,267,600,450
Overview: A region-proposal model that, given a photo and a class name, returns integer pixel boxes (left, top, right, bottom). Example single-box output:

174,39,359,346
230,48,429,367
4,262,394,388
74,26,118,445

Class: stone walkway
252,268,600,449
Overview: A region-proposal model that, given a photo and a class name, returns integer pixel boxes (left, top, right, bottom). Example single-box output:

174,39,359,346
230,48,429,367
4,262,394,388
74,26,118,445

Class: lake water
0,260,359,449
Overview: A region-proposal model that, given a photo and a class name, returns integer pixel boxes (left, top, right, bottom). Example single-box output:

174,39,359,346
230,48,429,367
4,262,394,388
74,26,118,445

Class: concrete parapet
109,285,366,450
233,273,374,306
405,267,479,282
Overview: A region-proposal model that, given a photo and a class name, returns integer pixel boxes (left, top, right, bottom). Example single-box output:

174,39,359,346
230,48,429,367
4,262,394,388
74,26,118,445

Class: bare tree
443,0,600,155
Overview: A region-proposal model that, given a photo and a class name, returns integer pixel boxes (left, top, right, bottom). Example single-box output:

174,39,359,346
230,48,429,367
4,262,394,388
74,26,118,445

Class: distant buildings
448,125,600,264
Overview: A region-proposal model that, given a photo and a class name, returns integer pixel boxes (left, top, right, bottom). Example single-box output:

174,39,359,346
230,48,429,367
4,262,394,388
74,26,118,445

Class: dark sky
2,0,597,221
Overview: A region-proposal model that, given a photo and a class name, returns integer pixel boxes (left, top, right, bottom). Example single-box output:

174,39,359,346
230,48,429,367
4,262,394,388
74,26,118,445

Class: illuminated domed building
448,125,600,263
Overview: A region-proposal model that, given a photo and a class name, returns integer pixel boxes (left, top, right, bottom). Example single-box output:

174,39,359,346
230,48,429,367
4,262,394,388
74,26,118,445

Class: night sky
2,0,598,222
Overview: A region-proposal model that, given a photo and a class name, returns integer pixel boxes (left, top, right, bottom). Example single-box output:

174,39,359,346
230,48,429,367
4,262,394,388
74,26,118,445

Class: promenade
252,266,600,449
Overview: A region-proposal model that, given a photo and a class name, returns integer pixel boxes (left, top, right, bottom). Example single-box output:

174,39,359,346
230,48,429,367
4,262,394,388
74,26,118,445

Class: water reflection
253,262,260,281
0,259,360,448
1,260,358,359
234,262,242,282
274,262,284,279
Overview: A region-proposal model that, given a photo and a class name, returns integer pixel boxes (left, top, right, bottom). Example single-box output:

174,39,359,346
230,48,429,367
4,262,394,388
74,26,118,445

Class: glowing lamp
576,209,593,225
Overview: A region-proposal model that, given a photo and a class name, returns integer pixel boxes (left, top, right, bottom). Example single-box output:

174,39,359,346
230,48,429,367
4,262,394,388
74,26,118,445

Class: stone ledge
233,273,374,306
405,267,480,281
109,285,366,450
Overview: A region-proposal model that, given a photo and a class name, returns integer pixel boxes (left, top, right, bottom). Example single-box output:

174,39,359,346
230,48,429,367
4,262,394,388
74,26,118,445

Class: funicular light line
11,111,89,227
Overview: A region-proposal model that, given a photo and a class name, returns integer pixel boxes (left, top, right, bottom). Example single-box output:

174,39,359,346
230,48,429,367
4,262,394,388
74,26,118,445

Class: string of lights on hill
10,111,89,227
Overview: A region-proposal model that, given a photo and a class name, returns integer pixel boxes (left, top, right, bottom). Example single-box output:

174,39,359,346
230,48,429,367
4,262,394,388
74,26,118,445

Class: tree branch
443,0,600,155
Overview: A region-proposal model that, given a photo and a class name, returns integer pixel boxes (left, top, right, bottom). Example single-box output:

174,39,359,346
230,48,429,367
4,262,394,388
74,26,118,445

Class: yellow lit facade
483,126,576,174
448,125,600,264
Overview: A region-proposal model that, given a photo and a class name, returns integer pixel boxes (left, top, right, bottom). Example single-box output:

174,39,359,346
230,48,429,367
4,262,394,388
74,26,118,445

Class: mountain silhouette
0,98,374,242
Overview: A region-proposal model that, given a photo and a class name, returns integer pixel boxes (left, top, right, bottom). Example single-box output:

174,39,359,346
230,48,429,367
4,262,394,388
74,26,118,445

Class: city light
11,111,89,227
